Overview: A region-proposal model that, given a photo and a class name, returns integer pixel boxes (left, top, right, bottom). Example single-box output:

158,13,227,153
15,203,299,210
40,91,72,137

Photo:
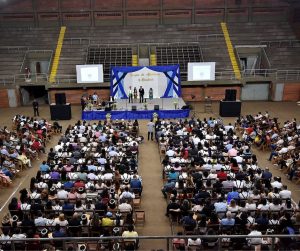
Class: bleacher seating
0,27,59,81
227,22,299,71
156,43,202,80
87,46,133,82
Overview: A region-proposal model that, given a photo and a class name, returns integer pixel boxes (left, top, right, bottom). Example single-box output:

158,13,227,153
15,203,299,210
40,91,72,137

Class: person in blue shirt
168,169,179,182
227,187,239,203
52,224,66,249
63,177,74,189
221,211,235,228
181,212,197,231
130,175,142,195
161,180,175,198
39,161,50,173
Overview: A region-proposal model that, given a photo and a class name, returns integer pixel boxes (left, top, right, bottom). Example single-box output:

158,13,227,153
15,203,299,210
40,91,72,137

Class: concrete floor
0,101,299,250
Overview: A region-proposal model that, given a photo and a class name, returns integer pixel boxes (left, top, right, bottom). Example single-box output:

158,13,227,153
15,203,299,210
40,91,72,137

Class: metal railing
198,33,224,41
1,234,299,251
260,39,300,48
53,74,77,84
1,68,300,85
276,69,300,81
215,71,237,80
242,69,277,78
19,49,53,73
0,46,29,51
64,37,91,45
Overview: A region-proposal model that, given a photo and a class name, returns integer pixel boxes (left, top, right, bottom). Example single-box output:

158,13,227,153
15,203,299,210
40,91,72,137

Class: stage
82,98,190,120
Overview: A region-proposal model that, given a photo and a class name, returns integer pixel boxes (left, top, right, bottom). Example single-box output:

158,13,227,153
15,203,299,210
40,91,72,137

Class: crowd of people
0,115,59,186
157,114,299,250
236,113,300,181
1,118,142,250
1,111,299,250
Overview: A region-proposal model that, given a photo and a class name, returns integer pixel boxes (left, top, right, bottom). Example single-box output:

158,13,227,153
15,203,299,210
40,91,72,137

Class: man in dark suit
32,99,39,116
139,86,144,103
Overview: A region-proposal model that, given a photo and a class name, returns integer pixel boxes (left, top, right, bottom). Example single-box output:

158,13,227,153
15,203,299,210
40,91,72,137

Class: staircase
49,26,66,83
221,22,241,80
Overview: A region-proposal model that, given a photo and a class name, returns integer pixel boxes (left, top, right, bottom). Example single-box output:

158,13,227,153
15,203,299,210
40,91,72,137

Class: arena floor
0,101,299,250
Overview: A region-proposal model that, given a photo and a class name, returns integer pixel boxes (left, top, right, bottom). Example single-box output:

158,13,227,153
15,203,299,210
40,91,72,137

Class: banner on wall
110,65,181,99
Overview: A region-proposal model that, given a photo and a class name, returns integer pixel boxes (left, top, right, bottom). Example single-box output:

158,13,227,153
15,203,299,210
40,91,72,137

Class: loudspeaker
154,105,159,110
225,89,237,101
181,105,189,109
105,107,111,111
132,105,137,111
55,93,66,105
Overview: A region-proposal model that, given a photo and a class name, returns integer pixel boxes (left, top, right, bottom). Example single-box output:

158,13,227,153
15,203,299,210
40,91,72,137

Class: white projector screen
188,62,216,81
76,65,104,83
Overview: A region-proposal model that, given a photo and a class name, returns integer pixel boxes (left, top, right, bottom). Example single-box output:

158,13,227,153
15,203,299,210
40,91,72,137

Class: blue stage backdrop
111,65,181,99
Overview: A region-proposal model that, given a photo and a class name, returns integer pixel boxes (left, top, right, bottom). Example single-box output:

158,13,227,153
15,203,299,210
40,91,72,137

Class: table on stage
219,100,241,117
50,103,72,120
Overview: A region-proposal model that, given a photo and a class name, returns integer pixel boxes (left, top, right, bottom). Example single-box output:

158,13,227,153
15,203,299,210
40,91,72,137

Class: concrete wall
0,88,20,108
48,88,110,105
282,83,300,101
181,85,241,101
0,0,290,27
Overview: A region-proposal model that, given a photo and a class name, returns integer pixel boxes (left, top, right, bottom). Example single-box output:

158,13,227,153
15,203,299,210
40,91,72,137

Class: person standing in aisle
33,99,39,117
139,86,144,103
147,119,155,141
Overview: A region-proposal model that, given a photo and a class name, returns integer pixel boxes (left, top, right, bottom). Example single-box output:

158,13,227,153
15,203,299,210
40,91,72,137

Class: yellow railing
221,22,241,80
49,26,66,83
150,54,157,66
132,54,138,66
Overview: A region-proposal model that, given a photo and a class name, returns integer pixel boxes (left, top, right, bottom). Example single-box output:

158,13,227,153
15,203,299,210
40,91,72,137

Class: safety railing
198,33,224,41
276,69,300,81
260,39,300,48
64,37,91,45
1,68,300,85
0,46,29,51
1,234,299,251
52,74,77,84
19,49,53,73
242,69,277,78
215,71,237,80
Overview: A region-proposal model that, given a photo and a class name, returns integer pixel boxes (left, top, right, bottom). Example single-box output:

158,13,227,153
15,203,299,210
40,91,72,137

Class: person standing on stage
133,87,138,102
147,119,155,141
32,99,39,117
92,92,98,105
139,86,145,103
128,86,133,103
81,96,86,110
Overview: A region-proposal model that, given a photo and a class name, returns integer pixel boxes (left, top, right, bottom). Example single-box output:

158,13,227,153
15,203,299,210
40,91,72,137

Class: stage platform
82,98,190,120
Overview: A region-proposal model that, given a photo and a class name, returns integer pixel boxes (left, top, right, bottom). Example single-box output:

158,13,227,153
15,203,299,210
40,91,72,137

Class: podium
219,100,241,117
50,103,71,120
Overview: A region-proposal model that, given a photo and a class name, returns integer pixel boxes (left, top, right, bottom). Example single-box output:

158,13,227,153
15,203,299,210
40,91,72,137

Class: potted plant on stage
106,113,111,123
153,112,159,123
173,100,178,110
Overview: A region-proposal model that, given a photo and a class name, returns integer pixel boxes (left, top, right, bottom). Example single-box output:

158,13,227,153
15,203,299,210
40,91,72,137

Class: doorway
20,85,48,106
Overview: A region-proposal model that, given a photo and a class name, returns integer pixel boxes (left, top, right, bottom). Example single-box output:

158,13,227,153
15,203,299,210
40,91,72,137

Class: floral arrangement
106,113,111,121
173,101,178,109
153,112,159,122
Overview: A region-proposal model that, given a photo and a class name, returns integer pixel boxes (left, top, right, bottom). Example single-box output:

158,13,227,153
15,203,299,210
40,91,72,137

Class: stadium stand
87,46,133,82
